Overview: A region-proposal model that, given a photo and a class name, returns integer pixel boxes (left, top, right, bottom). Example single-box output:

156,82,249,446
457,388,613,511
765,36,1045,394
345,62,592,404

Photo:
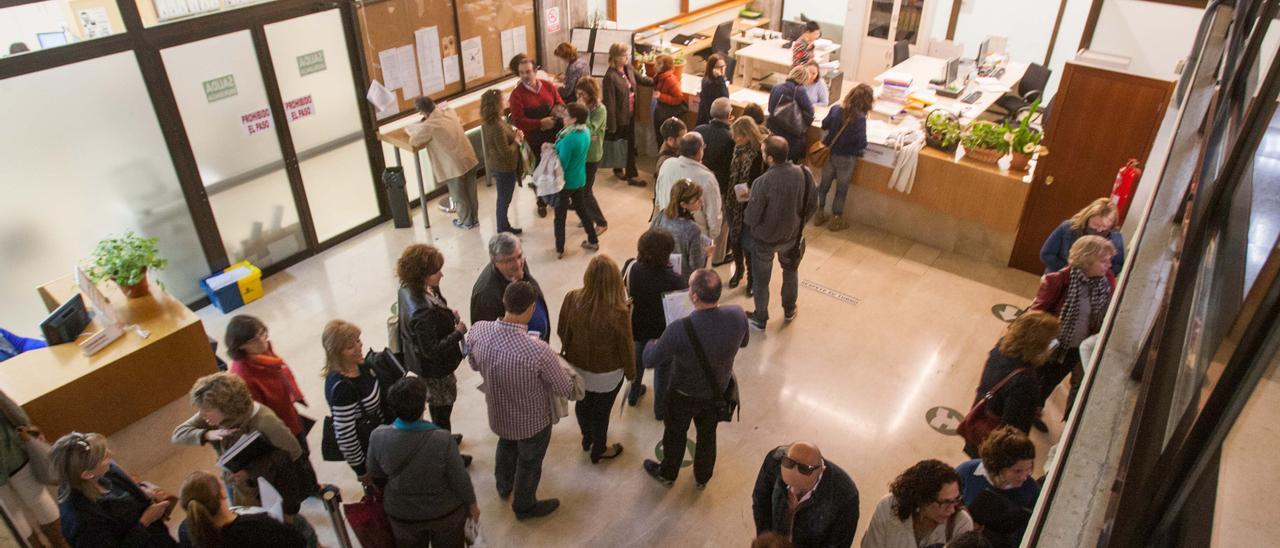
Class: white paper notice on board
511,25,527,56
415,26,445,95
366,80,396,118
395,45,420,99
460,37,484,82
442,55,460,84
377,48,401,90
240,108,273,136
500,30,515,70
77,8,112,38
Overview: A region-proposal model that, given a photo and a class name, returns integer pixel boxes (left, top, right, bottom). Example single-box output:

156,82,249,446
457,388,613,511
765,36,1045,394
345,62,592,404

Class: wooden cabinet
1008,62,1173,274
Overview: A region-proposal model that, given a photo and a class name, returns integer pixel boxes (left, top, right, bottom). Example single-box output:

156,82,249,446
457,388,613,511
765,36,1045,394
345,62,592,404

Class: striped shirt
792,38,815,67
467,320,575,440
325,368,383,474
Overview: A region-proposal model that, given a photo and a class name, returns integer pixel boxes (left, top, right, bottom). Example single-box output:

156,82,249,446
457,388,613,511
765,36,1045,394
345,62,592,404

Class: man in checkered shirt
468,281,576,520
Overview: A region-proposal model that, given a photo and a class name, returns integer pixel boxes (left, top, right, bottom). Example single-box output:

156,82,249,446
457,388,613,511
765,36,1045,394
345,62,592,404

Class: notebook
217,431,275,472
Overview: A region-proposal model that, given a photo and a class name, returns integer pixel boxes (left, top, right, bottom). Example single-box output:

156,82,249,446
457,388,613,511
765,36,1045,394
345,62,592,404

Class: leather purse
957,368,1027,449
807,112,855,170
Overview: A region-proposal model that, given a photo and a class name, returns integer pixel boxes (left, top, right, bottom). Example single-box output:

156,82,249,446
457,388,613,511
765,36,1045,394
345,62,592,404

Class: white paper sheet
415,26,446,95
461,36,484,82
256,477,284,524
570,28,591,54
377,48,401,90
395,45,420,98
77,8,112,38
443,55,460,84
501,30,515,71
662,290,694,325
366,80,397,118
512,25,527,56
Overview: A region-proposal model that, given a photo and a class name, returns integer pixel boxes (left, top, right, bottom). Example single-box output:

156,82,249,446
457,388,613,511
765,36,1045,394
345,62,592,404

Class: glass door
161,30,306,269
264,10,380,243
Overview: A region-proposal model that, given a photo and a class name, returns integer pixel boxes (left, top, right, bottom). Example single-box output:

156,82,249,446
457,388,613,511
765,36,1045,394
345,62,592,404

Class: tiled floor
106,160,1049,547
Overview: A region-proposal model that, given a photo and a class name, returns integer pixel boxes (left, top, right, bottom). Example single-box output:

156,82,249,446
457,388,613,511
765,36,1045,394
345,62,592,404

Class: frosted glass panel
162,31,305,268
616,0,679,30
0,52,205,331
783,0,849,26
265,10,379,242
688,0,720,11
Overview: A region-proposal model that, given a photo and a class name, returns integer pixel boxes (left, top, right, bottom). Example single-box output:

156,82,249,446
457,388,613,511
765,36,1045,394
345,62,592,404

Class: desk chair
892,40,911,65
697,20,735,62
995,62,1051,121
724,56,737,83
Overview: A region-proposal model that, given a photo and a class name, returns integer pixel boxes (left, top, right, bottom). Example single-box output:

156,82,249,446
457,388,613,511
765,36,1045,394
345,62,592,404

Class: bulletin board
455,0,537,88
356,0,464,116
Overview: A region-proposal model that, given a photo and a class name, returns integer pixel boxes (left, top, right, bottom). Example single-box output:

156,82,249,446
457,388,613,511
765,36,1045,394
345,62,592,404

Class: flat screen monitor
781,19,806,42
945,57,960,84
36,32,67,49
40,294,89,345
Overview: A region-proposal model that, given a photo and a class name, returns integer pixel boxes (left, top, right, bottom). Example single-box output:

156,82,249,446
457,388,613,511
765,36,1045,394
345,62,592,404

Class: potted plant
672,50,686,79
635,52,657,78
85,231,167,298
925,109,961,152
960,120,1010,165
1009,99,1048,171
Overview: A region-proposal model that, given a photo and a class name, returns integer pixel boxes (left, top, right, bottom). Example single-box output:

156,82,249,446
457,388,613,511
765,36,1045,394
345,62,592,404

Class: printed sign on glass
285,95,316,122
203,74,238,103
297,50,326,76
240,108,273,136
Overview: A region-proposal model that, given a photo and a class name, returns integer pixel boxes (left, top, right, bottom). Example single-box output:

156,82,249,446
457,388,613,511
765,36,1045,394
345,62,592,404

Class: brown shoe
814,210,829,226
827,216,849,231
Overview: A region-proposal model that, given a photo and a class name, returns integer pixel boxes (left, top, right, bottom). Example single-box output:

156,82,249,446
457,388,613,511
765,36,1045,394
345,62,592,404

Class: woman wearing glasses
1039,197,1126,275
224,316,309,456
861,459,973,548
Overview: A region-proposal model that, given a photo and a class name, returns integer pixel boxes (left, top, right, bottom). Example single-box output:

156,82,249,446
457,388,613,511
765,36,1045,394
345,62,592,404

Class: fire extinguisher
1111,159,1142,224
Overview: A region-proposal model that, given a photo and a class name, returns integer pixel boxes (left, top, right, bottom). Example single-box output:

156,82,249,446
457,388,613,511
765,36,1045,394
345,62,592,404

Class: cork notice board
356,0,463,115
456,0,537,87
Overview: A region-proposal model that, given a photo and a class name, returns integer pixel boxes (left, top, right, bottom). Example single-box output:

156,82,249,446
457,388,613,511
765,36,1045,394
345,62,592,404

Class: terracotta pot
643,62,657,77
964,147,1005,165
1010,152,1031,171
673,62,685,79
117,267,150,298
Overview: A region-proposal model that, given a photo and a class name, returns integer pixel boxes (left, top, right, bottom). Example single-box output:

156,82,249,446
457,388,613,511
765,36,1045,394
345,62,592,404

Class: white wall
1088,0,1202,80
951,0,1060,63
784,0,849,25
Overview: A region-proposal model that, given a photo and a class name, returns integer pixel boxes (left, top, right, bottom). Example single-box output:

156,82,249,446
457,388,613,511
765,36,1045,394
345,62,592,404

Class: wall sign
203,75,237,103
297,50,326,76
240,108,273,136
285,95,315,122
545,6,561,33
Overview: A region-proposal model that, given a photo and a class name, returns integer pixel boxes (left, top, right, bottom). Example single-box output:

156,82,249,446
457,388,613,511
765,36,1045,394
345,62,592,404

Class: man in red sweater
508,53,564,217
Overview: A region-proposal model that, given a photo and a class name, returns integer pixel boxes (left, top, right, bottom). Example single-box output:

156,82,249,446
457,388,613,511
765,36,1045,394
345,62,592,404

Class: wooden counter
1,276,217,440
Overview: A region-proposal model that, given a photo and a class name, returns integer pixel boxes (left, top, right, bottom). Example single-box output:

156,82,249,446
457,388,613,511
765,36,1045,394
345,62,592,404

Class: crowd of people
0,40,1132,548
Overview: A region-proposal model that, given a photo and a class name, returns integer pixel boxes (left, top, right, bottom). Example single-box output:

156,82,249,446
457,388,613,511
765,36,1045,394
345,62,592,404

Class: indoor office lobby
2,0,1278,546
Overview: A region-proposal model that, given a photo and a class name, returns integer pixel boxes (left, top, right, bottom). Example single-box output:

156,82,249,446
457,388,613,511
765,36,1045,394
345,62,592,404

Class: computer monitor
36,32,67,49
944,57,960,85
781,19,806,42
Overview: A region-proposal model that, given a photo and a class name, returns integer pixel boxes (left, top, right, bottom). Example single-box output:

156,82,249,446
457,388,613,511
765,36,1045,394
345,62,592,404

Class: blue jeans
750,238,800,325
493,170,517,232
818,155,857,215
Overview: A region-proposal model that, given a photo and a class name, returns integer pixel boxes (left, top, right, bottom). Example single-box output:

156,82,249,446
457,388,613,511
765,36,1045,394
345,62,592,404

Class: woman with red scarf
225,315,310,453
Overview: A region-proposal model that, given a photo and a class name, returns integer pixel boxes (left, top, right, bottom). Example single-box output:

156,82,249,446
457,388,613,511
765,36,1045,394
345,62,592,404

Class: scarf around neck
1057,268,1110,352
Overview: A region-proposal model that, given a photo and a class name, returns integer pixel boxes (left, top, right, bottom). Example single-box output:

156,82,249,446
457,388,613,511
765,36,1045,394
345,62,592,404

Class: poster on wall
415,26,446,95
545,6,561,33
77,8,112,38
241,108,274,136
442,55,460,84
203,75,237,103
285,95,315,122
500,26,528,68
461,37,484,82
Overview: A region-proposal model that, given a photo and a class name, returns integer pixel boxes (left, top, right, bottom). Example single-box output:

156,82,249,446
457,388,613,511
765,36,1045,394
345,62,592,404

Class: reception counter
1,276,218,439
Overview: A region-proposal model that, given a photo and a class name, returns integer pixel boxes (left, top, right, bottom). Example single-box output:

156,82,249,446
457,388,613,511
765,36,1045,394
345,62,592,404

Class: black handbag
771,85,805,137
321,378,381,463
681,317,740,422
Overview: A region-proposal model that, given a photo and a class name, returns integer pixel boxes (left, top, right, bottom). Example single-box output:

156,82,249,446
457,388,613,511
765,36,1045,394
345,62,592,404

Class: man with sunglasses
752,442,859,547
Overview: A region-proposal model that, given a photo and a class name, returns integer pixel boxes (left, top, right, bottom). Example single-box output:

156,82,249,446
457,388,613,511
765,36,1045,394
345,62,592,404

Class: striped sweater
325,369,384,475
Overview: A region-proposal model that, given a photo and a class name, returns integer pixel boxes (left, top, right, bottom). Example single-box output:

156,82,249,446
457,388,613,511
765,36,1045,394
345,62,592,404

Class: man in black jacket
752,442,859,547
469,233,551,342
694,97,735,196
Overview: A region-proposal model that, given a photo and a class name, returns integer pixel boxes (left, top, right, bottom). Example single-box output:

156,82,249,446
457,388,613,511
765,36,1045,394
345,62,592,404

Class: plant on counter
925,109,961,152
86,231,167,298
1009,99,1049,171
960,120,1010,164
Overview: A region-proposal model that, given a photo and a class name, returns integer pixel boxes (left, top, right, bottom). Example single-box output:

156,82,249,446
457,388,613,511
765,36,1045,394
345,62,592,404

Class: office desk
733,38,839,87
874,55,1029,125
636,17,770,58
1,277,217,440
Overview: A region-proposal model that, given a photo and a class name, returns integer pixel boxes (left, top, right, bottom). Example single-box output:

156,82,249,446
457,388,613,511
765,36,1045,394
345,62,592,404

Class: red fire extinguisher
1111,159,1142,224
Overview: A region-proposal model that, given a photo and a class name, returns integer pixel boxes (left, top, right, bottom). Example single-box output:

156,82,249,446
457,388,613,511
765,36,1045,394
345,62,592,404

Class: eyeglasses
780,455,821,475
933,496,962,508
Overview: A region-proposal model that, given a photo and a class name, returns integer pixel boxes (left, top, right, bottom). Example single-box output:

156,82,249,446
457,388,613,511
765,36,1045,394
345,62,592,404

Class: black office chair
996,63,1051,119
892,40,911,65
724,56,737,83
711,20,733,56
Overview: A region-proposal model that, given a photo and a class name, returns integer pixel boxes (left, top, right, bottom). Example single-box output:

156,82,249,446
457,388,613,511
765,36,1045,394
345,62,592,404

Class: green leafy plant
86,231,167,288
961,120,1011,153
672,50,686,65
1010,99,1048,157
925,110,961,149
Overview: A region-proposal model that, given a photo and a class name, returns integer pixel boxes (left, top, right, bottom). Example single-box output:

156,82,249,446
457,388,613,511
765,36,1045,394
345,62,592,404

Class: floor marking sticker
801,280,860,306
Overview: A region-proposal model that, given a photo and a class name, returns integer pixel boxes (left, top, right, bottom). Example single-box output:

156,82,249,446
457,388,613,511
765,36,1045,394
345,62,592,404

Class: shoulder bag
0,396,56,485
771,85,806,137
807,110,855,170
956,368,1027,450
781,167,814,268
321,378,382,463
681,317,739,422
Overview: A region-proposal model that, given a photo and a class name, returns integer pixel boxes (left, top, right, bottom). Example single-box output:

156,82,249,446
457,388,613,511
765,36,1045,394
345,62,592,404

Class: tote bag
600,139,628,169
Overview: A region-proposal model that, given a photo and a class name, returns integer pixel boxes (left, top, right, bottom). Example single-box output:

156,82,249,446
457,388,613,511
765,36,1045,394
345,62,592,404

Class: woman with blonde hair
558,254,635,462
602,42,653,186
1040,197,1125,274
178,471,303,547
814,83,874,232
1030,235,1118,427
171,373,316,543
766,65,815,163
480,88,524,235
965,310,1060,456
726,116,768,291
653,180,711,281
51,432,178,547
320,320,385,483
651,53,688,146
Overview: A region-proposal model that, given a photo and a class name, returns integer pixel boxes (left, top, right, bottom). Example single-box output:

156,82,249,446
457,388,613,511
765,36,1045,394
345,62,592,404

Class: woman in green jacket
552,102,600,258
575,76,609,232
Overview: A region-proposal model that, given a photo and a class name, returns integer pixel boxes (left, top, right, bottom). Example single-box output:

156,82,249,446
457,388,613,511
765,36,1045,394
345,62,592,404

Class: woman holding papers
171,373,316,545
653,180,711,283
622,229,688,417
177,471,304,548
50,432,178,547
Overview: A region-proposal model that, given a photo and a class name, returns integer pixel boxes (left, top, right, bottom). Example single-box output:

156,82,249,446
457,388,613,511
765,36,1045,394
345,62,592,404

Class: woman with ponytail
177,471,303,548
